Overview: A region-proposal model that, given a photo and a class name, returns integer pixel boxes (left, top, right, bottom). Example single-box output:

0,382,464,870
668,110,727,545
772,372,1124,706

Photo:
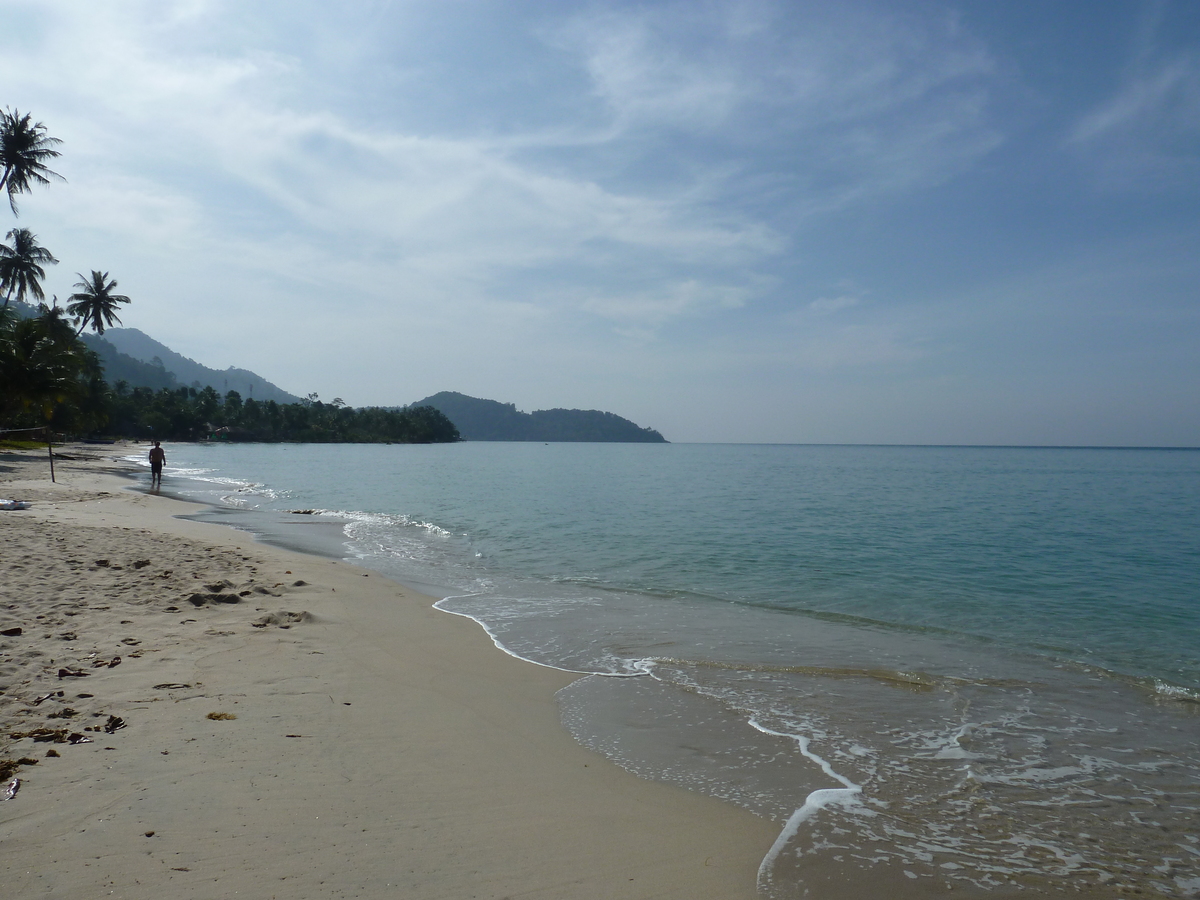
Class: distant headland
411,392,668,443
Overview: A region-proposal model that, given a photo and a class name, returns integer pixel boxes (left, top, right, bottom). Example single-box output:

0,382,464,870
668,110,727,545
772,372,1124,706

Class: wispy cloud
552,1,1002,213
1071,58,1198,143
1067,3,1200,189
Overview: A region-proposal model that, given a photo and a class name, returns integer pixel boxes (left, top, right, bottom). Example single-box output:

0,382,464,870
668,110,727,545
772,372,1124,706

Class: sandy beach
0,446,774,899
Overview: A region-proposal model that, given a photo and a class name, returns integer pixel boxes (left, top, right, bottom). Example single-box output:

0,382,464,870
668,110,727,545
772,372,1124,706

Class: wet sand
0,446,774,899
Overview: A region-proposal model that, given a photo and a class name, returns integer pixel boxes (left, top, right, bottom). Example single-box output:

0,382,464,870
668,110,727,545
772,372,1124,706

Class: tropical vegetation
0,227,57,307
67,270,130,335
107,387,459,443
0,106,459,445
0,108,64,216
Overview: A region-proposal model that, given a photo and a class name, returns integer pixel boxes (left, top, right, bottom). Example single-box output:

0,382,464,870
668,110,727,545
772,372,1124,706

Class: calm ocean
135,442,1200,898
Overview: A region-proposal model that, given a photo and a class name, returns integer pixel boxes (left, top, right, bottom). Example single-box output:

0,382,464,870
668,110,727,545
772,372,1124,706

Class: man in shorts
148,441,165,488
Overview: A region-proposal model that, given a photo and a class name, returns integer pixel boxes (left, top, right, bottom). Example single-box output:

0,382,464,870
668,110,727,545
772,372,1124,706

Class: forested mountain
8,302,296,400
78,331,177,391
100,327,300,403
412,391,667,442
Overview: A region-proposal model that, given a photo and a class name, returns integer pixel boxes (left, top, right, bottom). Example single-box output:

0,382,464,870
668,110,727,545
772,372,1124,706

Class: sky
2,0,1198,444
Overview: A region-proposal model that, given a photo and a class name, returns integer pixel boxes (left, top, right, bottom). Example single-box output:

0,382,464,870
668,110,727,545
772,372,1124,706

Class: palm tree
0,227,58,308
0,108,64,216
0,308,86,424
67,270,131,335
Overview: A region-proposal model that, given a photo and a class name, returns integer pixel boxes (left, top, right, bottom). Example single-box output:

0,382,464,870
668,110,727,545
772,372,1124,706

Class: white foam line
431,596,651,678
750,718,862,892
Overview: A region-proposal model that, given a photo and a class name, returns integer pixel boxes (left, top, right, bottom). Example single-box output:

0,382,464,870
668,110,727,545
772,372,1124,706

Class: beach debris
291,509,317,515
94,559,110,567
186,591,241,607
132,559,150,569
1,626,22,636
0,499,31,511
0,757,37,780
46,707,77,719
2,778,19,800
56,667,89,679
103,716,126,734
206,712,237,721
144,830,155,837
9,727,90,743
152,683,191,690
32,691,62,705
45,749,59,758
57,632,77,641
252,610,312,628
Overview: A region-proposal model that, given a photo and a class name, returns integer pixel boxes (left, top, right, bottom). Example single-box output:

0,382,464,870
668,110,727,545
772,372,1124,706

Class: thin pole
47,428,55,483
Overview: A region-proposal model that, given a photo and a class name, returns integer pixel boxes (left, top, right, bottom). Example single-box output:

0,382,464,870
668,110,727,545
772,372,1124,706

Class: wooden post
47,428,55,483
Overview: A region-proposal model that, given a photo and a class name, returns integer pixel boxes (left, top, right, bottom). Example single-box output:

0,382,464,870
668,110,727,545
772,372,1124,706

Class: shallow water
137,442,1200,897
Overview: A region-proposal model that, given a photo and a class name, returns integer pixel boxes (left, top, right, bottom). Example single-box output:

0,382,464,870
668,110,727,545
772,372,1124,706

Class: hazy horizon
3,0,1197,444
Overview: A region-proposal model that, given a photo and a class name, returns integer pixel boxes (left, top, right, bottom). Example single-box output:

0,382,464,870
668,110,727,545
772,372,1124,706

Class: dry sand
0,446,775,899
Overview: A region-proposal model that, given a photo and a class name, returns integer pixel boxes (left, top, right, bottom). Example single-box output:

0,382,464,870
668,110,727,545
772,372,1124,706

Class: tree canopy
0,227,58,308
68,270,131,335
0,108,64,216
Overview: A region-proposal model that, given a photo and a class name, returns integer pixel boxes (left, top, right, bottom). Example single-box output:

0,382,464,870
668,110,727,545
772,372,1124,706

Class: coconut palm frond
67,270,132,335
0,108,65,217
0,227,58,307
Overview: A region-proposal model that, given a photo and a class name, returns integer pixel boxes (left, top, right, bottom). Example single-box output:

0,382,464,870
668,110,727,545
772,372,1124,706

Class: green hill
9,302,297,401
99,327,300,403
412,391,667,442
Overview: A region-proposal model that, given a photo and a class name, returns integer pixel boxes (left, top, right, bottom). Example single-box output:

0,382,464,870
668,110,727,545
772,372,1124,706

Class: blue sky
2,0,1197,443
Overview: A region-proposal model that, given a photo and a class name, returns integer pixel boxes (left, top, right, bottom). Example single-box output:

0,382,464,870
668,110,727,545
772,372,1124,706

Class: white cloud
553,8,744,131
552,0,1002,212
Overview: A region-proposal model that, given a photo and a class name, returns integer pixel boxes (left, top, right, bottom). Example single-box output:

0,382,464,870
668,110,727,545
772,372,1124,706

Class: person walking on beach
148,441,165,488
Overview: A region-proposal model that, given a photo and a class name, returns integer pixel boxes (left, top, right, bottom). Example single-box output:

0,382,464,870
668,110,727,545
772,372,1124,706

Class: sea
127,442,1200,899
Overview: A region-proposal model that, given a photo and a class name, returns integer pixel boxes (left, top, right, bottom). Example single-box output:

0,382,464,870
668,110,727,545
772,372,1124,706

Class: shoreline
1,446,775,899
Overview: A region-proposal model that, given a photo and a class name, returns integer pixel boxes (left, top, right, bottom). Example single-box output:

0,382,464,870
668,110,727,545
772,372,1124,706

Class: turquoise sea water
139,442,1200,898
